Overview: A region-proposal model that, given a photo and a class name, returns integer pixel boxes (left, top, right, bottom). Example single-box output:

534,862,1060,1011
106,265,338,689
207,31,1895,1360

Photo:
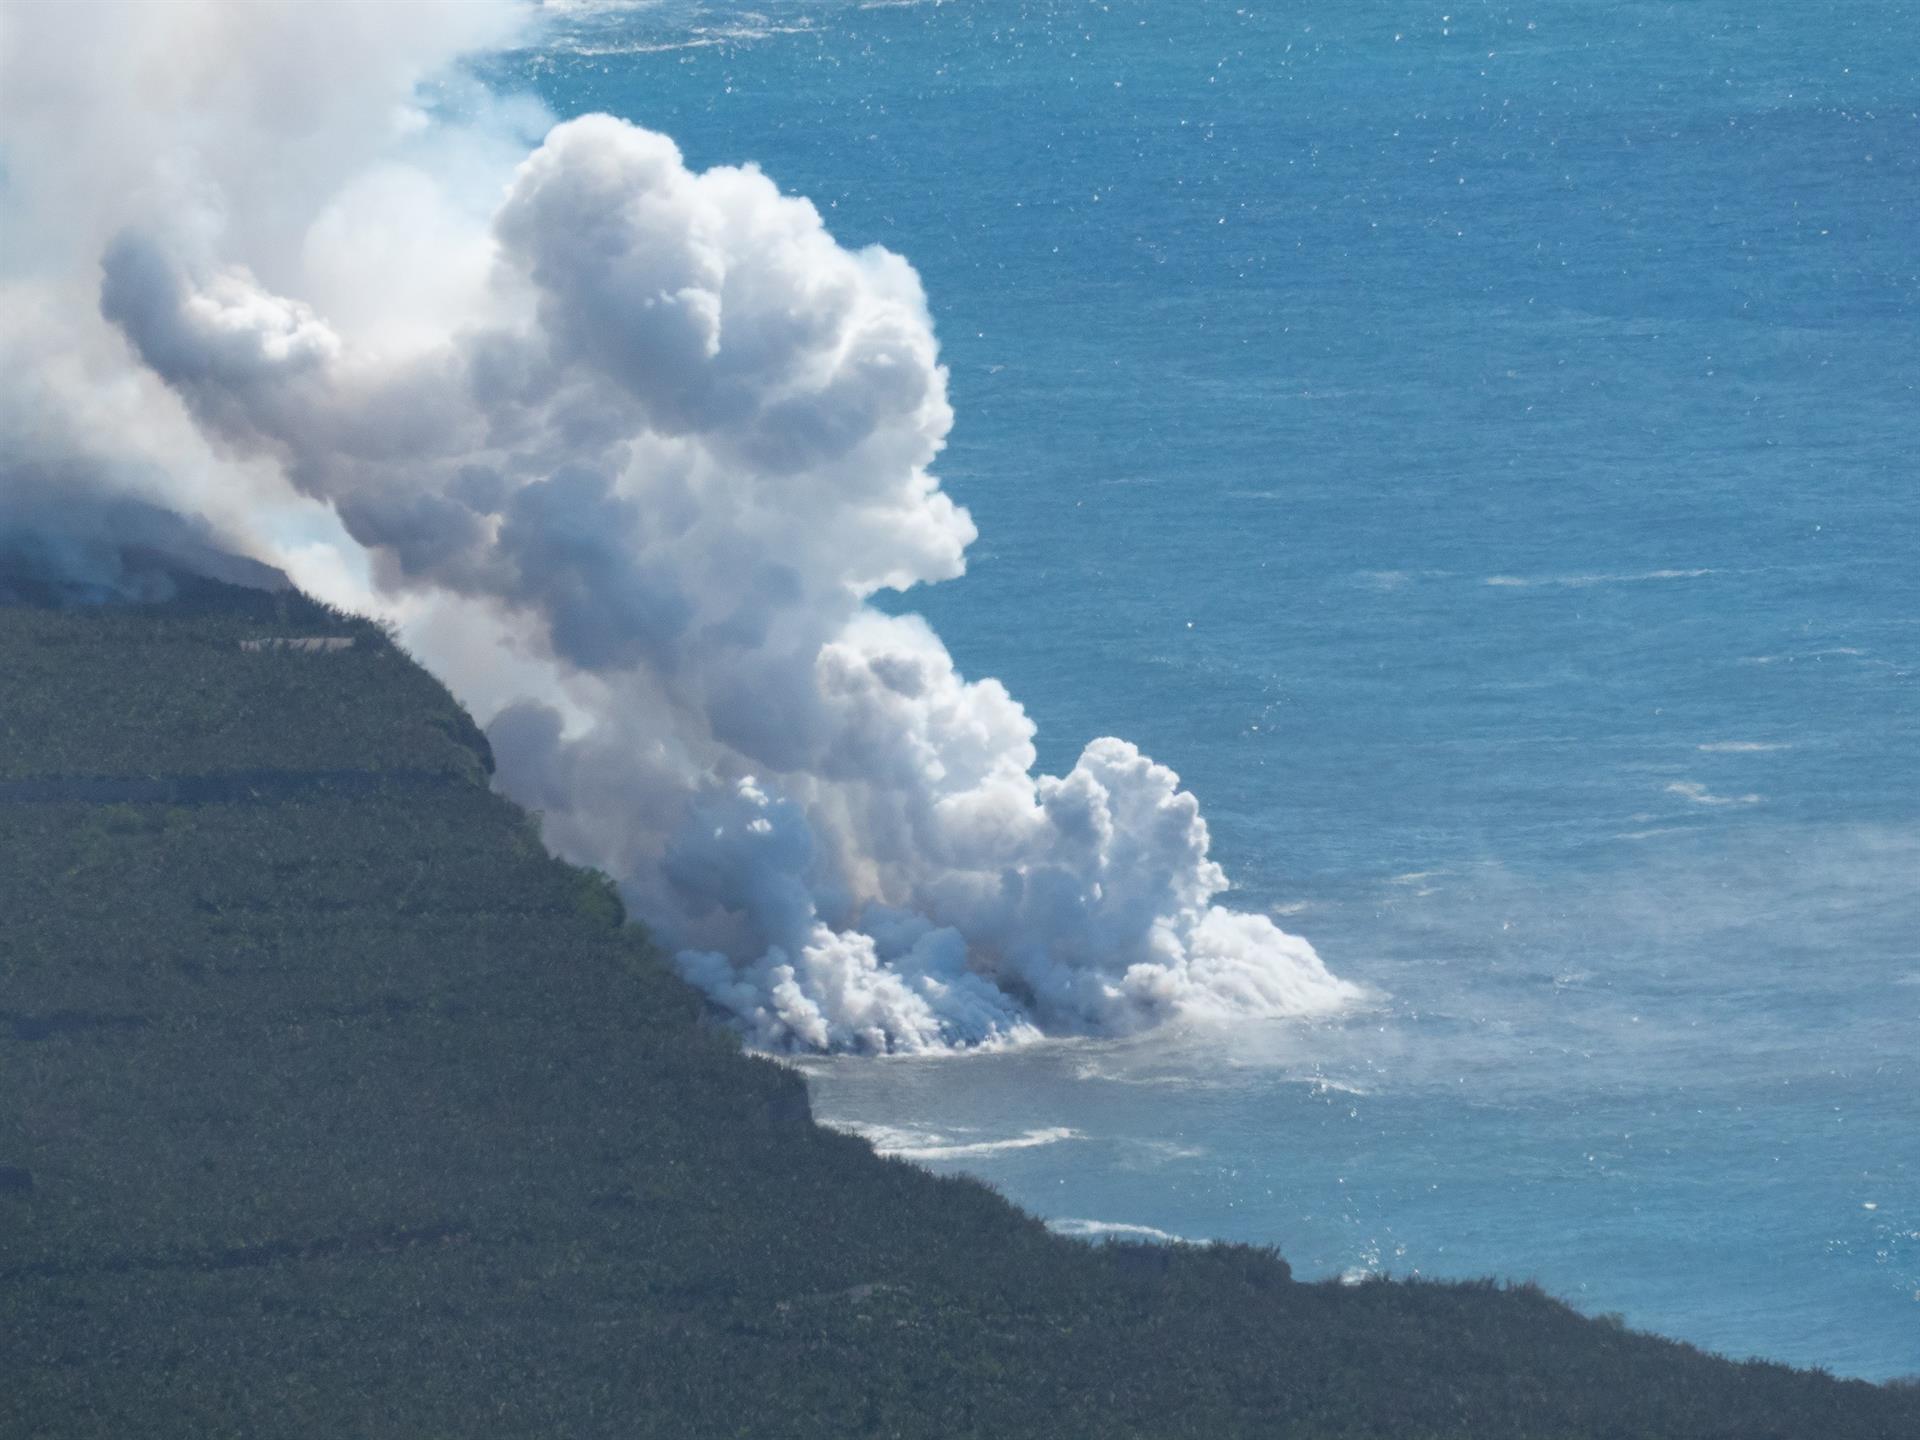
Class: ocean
491,0,1918,1379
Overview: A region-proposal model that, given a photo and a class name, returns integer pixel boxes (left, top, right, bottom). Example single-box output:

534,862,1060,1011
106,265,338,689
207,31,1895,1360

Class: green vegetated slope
2,583,1914,1440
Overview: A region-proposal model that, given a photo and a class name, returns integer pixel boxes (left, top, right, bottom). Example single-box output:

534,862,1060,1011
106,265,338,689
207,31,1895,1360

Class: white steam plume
1,2,1362,1051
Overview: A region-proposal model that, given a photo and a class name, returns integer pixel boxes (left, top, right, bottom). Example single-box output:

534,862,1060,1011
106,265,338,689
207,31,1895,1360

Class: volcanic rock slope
2,583,1914,1439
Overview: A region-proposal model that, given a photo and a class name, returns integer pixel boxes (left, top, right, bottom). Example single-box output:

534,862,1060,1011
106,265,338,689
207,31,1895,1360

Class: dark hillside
2,584,1914,1439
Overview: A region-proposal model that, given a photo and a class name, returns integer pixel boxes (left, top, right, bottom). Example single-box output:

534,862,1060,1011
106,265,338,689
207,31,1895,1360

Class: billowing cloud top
2,0,1361,1051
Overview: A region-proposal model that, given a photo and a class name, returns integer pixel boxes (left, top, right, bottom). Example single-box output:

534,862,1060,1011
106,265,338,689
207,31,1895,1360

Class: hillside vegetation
2,581,1914,1439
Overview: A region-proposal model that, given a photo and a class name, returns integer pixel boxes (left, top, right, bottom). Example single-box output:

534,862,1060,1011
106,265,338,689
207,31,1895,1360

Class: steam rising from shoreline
0,1,1360,1050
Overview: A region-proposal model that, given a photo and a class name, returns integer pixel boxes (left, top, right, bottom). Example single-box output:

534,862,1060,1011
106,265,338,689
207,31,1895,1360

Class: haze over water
497,0,1918,1378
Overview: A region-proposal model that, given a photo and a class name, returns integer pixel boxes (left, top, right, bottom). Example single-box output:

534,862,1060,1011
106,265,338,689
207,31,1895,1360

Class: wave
1740,647,1871,666
831,1122,1081,1162
541,23,815,57
1307,1076,1371,1097
1666,781,1762,807
530,2,816,57
1483,568,1716,590
1067,1058,1236,1090
1047,1218,1184,1243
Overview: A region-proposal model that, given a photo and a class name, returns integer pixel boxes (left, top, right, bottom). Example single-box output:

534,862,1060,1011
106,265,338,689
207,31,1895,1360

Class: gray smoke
0,466,288,604
3,2,1362,1051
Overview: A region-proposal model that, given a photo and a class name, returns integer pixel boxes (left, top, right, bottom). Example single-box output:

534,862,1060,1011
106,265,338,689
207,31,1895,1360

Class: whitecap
1485,568,1715,590
830,1121,1082,1162
1128,1138,1209,1161
1048,1218,1185,1243
1308,1076,1371,1097
1740,647,1865,666
1353,569,1412,590
1666,781,1762,807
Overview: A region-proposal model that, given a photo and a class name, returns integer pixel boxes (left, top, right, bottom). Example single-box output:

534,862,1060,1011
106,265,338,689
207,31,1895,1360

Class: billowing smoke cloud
1,2,1361,1050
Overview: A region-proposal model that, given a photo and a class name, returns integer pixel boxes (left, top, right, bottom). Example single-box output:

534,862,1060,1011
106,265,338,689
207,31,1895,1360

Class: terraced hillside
2,581,1914,1439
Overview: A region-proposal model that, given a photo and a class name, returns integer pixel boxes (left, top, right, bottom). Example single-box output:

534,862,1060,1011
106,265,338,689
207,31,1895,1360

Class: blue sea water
495,1,1918,1379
